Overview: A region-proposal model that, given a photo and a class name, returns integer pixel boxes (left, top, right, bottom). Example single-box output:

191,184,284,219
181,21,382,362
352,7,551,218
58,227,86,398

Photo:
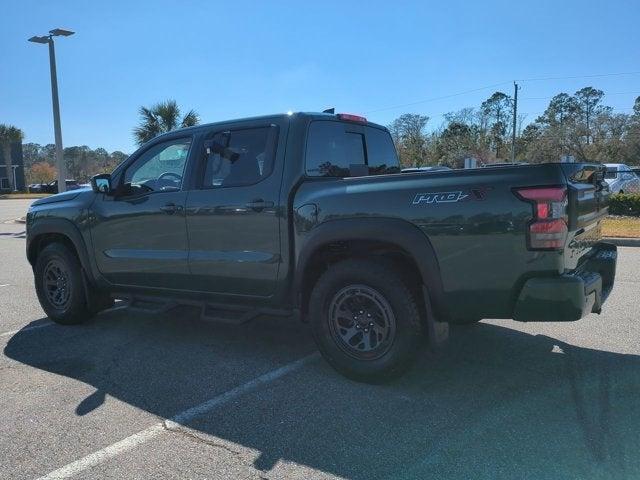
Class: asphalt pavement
1,198,639,480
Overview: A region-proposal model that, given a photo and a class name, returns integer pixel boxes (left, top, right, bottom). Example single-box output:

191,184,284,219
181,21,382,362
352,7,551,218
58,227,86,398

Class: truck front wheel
309,258,423,383
34,243,95,325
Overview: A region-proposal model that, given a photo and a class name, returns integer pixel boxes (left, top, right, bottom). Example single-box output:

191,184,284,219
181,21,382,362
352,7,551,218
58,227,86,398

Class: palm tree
0,124,24,190
133,99,200,146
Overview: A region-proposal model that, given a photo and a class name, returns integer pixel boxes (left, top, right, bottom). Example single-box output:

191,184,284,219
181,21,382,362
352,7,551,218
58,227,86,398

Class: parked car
631,166,640,179
482,162,530,167
402,166,452,173
32,179,82,194
603,163,640,194
26,112,617,383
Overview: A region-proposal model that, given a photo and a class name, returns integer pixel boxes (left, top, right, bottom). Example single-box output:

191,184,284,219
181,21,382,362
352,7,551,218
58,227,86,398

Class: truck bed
294,163,609,321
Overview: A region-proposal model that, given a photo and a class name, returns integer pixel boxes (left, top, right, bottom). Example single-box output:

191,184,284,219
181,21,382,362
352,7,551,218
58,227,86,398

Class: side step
114,294,294,325
119,296,178,315
200,303,259,325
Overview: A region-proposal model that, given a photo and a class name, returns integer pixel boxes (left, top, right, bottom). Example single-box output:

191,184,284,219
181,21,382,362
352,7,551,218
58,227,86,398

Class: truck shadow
5,310,640,479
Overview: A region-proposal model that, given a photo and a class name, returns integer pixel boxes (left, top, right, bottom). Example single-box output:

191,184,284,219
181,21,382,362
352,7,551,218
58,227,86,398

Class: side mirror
91,174,113,194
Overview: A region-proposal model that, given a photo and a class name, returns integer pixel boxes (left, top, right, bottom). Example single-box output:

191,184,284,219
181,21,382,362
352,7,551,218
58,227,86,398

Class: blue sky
1,0,639,153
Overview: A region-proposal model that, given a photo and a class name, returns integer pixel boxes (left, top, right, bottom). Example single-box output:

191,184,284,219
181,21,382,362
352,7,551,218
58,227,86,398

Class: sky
1,0,639,154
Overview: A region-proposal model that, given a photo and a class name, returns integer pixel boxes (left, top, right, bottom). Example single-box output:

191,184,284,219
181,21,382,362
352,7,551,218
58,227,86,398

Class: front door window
123,138,191,195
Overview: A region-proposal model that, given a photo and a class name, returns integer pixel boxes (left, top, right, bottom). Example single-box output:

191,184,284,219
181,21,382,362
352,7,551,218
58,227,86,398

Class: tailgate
561,163,609,270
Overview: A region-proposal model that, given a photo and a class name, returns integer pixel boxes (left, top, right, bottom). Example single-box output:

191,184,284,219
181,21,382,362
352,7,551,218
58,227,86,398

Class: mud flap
81,268,113,314
422,285,449,350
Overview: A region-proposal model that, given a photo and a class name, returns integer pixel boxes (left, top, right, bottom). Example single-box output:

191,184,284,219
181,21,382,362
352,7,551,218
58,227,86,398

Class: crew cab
26,112,617,382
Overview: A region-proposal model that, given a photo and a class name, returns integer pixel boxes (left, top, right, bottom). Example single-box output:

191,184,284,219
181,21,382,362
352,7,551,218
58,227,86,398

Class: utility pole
29,28,75,193
511,81,519,163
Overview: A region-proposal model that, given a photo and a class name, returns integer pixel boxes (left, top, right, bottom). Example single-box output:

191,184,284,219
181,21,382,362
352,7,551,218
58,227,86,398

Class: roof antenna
322,108,335,114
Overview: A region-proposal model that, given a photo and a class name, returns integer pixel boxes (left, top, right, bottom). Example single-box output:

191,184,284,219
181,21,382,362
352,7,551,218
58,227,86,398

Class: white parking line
0,321,54,338
36,352,319,480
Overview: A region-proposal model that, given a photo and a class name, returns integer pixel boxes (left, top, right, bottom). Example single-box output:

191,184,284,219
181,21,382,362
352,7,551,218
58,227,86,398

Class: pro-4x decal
412,191,468,204
412,187,492,205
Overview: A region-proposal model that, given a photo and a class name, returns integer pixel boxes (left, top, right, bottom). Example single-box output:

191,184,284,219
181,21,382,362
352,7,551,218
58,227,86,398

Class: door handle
160,203,180,214
245,199,274,212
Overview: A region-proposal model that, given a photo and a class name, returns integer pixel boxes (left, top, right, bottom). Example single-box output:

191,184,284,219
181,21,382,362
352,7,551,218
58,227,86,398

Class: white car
401,166,452,173
603,163,640,194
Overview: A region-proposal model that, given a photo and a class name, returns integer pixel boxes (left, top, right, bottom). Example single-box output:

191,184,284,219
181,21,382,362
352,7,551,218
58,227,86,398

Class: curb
603,237,640,247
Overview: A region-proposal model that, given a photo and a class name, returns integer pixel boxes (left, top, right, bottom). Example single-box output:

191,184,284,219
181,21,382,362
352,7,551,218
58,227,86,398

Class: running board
113,294,293,325
200,303,259,325
119,296,178,315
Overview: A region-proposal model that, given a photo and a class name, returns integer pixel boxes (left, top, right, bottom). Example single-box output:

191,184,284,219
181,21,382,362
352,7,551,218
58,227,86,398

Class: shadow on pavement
5,310,640,479
0,231,26,238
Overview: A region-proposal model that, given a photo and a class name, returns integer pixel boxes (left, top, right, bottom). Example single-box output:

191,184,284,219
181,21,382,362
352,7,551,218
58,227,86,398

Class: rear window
366,127,401,175
305,121,399,177
605,168,618,179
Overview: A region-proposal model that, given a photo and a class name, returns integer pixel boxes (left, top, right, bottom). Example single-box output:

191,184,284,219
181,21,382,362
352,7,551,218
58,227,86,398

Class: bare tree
574,87,610,145
480,92,512,159
388,114,429,167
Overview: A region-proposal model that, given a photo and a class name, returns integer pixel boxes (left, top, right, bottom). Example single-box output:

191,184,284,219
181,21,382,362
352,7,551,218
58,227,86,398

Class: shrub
608,193,640,217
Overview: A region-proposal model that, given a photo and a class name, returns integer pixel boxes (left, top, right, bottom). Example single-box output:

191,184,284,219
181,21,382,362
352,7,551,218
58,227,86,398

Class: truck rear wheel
309,258,423,383
34,243,94,325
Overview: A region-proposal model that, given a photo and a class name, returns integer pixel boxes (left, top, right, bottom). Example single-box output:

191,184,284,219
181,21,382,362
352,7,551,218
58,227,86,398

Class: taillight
514,186,568,250
337,113,367,123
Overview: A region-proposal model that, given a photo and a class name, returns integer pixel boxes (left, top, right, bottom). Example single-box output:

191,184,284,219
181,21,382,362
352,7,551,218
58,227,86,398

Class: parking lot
1,198,639,480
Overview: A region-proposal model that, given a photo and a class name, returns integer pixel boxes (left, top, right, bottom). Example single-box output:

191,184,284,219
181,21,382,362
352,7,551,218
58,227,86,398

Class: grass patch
0,193,51,200
602,216,640,238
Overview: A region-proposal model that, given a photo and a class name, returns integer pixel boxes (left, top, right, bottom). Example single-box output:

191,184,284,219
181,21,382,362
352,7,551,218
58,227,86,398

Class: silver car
603,163,640,194
401,166,452,173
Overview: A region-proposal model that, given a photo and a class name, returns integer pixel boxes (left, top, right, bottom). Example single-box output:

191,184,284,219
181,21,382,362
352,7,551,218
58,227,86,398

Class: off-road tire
309,258,424,383
34,243,94,325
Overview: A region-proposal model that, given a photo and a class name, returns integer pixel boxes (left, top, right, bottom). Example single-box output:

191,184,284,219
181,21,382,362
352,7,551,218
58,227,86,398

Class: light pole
11,165,19,192
28,28,74,193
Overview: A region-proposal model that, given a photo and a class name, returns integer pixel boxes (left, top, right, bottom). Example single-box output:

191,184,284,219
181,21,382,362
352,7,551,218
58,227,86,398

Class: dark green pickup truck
26,112,617,382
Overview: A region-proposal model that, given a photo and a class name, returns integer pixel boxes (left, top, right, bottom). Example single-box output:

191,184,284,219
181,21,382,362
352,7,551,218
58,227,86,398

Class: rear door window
305,121,399,177
200,126,278,188
305,122,364,177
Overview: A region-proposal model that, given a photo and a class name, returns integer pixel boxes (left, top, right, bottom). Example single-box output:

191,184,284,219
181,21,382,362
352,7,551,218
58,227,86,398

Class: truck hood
31,187,94,206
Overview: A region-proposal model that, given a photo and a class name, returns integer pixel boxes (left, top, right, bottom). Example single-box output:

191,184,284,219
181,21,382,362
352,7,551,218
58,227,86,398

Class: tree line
6,89,640,188
389,87,640,168
22,143,129,184
5,99,198,187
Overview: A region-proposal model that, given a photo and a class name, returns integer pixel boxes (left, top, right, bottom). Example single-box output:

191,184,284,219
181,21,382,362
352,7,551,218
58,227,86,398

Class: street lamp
10,165,20,193
28,28,75,193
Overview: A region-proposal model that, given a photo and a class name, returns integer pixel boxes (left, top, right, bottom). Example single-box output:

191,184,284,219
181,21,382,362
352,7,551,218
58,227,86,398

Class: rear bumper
513,243,617,322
